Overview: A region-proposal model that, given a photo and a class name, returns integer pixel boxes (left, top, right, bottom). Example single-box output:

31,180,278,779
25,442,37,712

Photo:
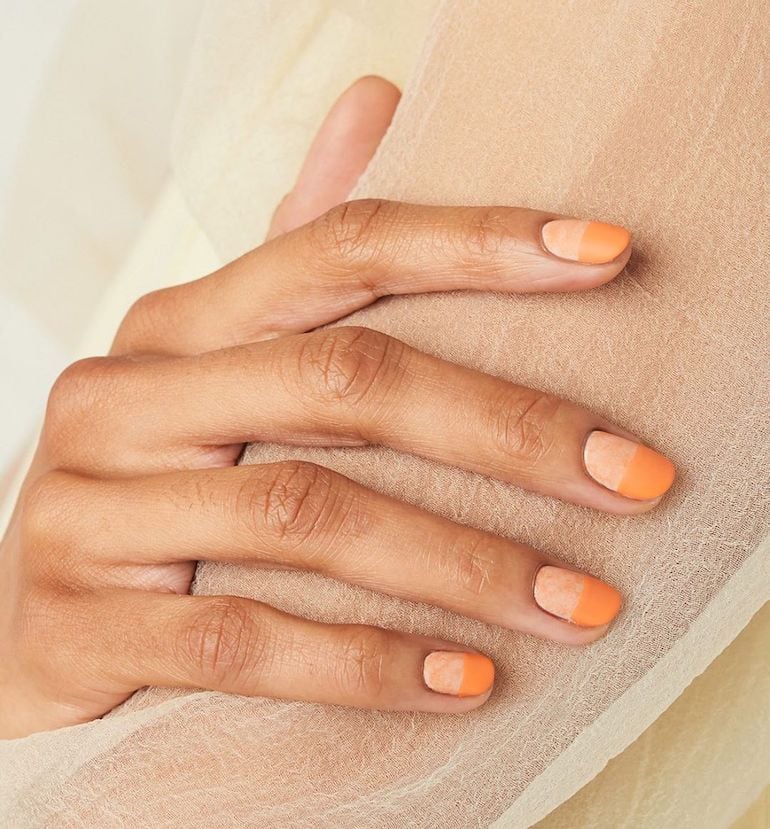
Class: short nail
534,565,622,627
541,219,630,264
584,430,676,501
423,651,495,697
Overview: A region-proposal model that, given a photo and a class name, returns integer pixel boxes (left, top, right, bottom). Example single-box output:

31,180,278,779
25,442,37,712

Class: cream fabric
0,0,203,481
0,0,203,350
0,1,768,827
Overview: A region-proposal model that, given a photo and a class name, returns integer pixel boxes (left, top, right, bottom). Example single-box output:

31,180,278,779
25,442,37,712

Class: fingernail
423,651,495,697
584,430,676,501
541,219,630,264
534,565,622,627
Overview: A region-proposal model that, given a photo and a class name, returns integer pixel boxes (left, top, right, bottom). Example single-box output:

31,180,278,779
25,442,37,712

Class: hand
0,77,674,738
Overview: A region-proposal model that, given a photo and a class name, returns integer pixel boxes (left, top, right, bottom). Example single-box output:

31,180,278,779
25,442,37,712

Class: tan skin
0,77,652,738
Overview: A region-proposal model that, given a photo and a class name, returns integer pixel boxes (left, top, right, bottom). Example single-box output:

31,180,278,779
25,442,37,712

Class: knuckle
449,533,498,599
47,357,103,416
13,587,65,666
45,357,121,436
311,199,394,268
117,289,168,351
459,207,510,263
336,626,390,698
491,389,562,467
242,461,341,548
20,472,69,544
19,473,91,587
181,597,270,686
296,326,405,408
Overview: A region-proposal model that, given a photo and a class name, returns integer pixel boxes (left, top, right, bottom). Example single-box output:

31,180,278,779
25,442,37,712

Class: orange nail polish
423,651,495,697
541,219,630,264
534,565,622,627
584,430,676,501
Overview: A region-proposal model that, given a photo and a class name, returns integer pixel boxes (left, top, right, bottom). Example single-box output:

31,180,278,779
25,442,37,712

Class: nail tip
579,221,631,264
459,653,496,697
620,445,677,501
572,578,623,627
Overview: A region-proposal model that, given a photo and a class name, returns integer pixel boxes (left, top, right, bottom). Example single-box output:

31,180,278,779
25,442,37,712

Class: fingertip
543,241,632,292
344,75,402,106
330,75,401,148
525,217,632,293
274,75,401,236
567,621,613,646
479,210,632,295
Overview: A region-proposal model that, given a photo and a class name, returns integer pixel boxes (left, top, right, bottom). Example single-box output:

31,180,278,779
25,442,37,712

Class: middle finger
112,200,631,356
48,328,675,513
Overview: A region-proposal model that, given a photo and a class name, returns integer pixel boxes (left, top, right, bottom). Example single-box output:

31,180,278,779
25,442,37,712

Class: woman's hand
0,78,674,738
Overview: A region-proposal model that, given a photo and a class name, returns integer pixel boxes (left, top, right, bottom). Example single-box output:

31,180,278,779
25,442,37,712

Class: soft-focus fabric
0,0,203,350
0,0,203,482
0,1,768,827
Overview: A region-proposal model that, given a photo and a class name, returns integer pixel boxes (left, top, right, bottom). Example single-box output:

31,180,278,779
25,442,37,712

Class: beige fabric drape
1,1,768,826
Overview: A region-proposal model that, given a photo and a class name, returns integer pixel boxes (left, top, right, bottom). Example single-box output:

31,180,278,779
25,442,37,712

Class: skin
0,77,655,739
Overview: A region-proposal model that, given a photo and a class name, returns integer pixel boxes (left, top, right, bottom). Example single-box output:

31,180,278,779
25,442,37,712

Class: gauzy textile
0,1,768,827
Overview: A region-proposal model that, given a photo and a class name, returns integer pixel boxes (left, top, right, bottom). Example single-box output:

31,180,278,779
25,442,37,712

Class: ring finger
44,465,622,643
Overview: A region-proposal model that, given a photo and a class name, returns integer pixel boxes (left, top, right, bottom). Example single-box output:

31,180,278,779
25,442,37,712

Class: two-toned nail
534,565,622,627
541,219,630,264
423,651,495,697
583,430,675,501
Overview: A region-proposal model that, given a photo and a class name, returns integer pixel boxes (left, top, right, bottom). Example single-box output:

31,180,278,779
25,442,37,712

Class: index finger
113,200,631,356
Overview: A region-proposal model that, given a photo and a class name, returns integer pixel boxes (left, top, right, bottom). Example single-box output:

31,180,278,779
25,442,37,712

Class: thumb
266,75,400,240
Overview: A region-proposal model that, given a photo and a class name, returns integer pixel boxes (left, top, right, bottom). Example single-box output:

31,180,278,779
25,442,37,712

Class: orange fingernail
541,219,630,264
534,565,622,627
423,651,495,697
584,430,676,501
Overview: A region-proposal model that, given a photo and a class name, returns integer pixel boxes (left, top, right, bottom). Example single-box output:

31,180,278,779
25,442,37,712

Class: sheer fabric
1,1,768,826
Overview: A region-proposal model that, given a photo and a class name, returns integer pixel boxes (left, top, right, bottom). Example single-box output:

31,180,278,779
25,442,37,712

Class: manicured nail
584,430,676,501
534,565,622,627
541,219,630,264
423,651,495,697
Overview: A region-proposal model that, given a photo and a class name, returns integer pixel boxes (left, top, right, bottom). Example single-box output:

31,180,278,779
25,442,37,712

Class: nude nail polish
423,651,495,697
534,565,622,627
584,430,675,501
541,219,630,264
